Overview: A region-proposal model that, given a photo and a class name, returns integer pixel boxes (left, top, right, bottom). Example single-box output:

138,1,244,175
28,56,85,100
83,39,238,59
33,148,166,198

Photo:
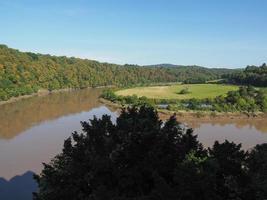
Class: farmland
115,84,239,100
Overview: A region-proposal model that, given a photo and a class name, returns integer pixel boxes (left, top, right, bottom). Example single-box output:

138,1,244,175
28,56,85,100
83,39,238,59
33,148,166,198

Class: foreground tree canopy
34,106,267,200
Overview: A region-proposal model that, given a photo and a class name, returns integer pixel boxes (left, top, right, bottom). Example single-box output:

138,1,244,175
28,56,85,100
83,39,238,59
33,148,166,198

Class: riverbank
0,88,75,106
100,98,267,121
0,86,115,106
157,109,267,120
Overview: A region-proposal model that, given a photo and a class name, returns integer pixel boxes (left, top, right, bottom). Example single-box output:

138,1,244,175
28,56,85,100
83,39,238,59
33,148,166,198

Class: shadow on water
178,117,267,134
0,171,37,200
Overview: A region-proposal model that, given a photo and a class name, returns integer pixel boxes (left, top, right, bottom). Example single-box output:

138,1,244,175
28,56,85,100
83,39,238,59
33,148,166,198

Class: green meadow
115,84,239,100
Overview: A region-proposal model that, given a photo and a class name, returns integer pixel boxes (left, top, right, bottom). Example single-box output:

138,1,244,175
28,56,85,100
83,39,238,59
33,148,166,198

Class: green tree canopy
0,45,236,101
34,106,267,200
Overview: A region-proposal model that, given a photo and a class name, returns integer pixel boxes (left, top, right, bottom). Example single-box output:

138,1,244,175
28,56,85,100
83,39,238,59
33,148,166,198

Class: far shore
0,86,114,106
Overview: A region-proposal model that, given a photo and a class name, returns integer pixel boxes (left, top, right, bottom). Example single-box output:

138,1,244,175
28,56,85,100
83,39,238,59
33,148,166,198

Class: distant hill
145,63,180,68
0,44,239,101
145,63,240,74
145,64,241,84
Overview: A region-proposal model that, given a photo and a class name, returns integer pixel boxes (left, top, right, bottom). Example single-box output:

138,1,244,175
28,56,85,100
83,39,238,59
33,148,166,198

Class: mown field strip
115,84,239,100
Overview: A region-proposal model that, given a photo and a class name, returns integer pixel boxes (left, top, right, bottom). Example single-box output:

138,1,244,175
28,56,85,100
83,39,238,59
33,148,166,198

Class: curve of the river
0,88,267,181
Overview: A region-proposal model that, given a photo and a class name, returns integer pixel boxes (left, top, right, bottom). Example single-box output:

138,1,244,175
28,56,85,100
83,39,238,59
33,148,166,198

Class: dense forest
147,64,239,84
0,45,235,101
224,63,267,87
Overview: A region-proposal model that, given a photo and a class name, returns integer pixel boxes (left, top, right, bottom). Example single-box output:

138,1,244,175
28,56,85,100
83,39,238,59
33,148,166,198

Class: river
0,88,267,199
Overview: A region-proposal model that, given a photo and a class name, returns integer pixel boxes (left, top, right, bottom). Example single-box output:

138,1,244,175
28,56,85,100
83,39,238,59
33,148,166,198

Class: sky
0,0,266,68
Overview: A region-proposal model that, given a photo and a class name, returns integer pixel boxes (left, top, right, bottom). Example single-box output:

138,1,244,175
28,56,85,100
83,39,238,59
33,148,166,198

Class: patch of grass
115,84,239,100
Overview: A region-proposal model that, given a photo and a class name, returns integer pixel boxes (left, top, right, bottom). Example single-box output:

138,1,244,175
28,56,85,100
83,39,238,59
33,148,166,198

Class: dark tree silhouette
34,105,267,200
247,144,267,200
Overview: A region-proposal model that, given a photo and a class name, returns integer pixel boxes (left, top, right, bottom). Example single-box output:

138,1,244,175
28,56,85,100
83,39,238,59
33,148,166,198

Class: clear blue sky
0,0,266,68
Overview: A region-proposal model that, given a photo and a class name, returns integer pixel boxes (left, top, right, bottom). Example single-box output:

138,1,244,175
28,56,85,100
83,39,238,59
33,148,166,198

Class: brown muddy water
0,88,267,180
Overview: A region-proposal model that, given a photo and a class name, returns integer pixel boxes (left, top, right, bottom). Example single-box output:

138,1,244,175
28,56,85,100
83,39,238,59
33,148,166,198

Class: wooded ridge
0,44,237,101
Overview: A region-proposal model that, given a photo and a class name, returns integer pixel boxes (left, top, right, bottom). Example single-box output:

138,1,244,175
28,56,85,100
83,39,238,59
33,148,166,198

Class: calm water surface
0,88,267,181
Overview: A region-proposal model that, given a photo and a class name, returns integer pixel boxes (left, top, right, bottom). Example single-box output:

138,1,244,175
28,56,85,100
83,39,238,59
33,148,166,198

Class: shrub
178,87,190,94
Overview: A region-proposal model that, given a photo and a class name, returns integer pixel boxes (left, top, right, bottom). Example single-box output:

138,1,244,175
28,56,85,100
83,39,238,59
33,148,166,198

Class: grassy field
115,84,239,100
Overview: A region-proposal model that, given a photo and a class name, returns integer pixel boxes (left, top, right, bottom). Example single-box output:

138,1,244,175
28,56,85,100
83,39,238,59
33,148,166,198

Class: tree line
0,45,235,101
34,105,267,200
224,63,267,87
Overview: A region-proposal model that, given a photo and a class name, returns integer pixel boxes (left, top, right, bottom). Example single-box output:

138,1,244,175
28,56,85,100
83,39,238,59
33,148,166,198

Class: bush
178,87,190,94
0,88,8,101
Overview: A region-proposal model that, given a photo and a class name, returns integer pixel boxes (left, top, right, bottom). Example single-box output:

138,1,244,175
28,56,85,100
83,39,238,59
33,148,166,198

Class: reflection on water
177,117,267,150
0,89,103,139
0,104,117,180
0,88,267,199
194,123,267,150
179,118,267,134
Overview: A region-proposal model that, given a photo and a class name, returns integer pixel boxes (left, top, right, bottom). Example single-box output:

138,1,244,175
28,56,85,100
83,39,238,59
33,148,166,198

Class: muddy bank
100,98,267,121
0,85,115,106
100,98,267,134
0,89,75,106
158,109,267,120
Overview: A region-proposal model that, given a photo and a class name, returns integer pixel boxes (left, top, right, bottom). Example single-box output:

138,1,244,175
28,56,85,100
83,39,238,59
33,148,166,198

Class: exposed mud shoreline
100,98,267,122
0,89,75,106
0,86,115,106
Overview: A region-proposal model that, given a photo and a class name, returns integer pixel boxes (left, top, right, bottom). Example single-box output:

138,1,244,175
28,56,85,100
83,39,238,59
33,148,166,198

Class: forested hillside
0,45,235,101
145,64,240,83
156,65,239,84
224,63,267,87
